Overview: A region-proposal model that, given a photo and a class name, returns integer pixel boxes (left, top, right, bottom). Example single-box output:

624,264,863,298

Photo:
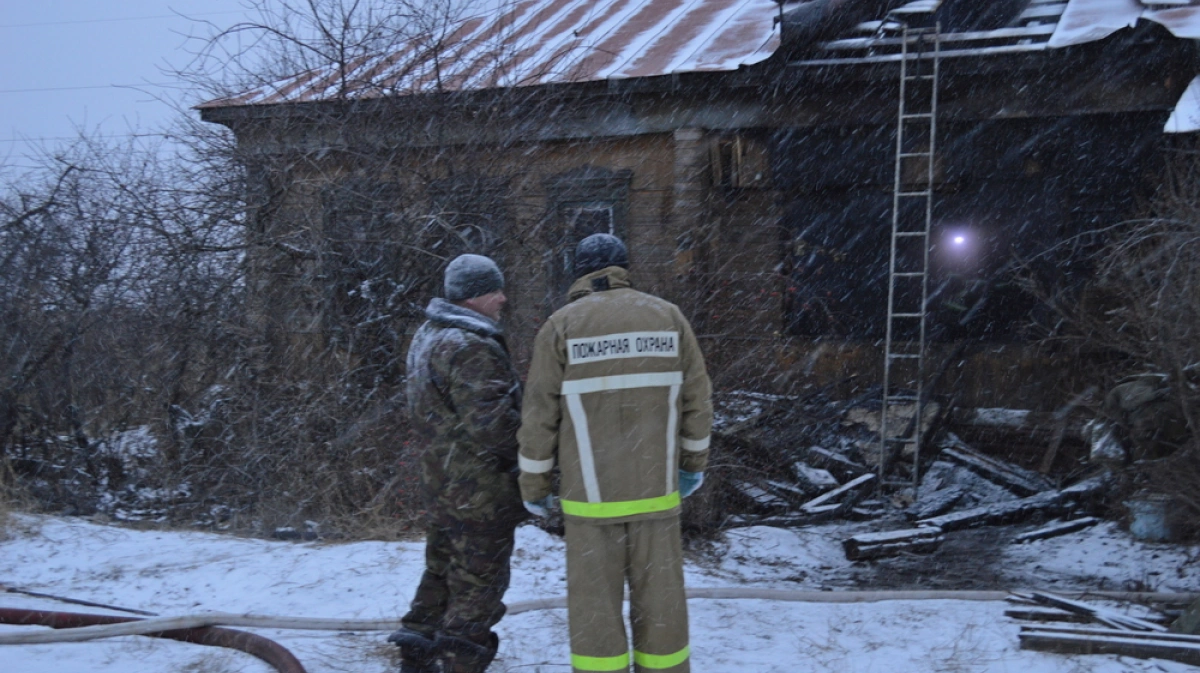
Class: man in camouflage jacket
390,254,526,673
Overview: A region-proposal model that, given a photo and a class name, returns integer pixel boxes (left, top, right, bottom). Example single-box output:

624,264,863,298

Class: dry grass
0,459,34,540
0,462,15,539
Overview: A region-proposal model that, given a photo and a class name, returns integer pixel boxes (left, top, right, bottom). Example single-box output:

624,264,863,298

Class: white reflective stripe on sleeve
565,393,602,503
665,382,680,493
560,371,683,395
519,454,555,474
680,436,710,453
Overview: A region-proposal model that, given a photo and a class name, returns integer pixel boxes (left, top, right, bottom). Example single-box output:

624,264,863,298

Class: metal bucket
1127,494,1176,542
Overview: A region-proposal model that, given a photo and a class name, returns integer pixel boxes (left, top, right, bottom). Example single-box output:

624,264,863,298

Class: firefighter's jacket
518,266,713,524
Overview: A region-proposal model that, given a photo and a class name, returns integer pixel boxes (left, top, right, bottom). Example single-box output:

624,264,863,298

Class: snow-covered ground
1,513,1198,673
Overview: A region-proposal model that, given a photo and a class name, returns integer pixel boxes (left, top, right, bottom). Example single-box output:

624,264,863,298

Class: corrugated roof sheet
201,0,1200,111
1050,0,1200,47
200,0,783,108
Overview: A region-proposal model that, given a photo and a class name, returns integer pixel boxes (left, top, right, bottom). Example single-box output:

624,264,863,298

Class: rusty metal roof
201,0,1200,110
200,0,784,108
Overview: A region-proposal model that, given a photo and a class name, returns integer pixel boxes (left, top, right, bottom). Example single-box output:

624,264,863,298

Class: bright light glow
953,235,966,246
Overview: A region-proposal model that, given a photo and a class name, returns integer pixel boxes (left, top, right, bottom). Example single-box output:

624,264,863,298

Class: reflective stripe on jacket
518,267,713,524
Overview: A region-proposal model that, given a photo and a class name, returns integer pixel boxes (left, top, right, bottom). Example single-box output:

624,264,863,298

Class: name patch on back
567,331,679,364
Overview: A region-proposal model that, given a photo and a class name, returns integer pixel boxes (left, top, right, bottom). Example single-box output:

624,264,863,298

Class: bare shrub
1028,138,1200,526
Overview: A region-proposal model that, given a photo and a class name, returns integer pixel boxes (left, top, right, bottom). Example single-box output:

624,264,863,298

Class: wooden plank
1021,624,1181,640
1006,607,1094,624
916,489,1065,531
1030,591,1168,632
806,446,869,482
801,473,875,513
1020,625,1200,666
1015,517,1100,543
940,435,1055,496
732,481,790,510
844,527,944,561
907,485,967,520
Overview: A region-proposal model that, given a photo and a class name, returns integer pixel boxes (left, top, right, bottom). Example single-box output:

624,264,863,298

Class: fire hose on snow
2,589,1196,673
0,607,307,673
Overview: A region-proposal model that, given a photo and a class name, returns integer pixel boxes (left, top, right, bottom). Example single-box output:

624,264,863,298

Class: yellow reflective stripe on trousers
561,491,681,518
572,651,631,671
634,645,690,669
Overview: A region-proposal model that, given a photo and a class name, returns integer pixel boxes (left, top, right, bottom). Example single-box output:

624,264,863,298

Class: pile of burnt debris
703,390,1121,558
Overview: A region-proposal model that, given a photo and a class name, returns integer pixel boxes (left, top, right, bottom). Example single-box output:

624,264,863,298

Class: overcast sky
0,1,255,166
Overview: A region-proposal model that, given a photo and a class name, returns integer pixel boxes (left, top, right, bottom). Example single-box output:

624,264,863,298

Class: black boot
435,633,498,673
387,627,440,673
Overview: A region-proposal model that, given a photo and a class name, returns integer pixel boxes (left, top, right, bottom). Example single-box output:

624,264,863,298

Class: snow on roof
200,0,1200,132
1050,0,1200,47
199,0,784,109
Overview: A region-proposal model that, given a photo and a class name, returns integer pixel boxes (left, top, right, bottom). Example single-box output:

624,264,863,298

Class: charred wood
724,504,843,529
916,489,1066,531
780,0,908,53
1014,517,1100,543
791,461,840,492
731,480,791,512
807,446,869,482
907,485,967,520
1006,607,1095,624
940,434,1055,496
766,479,814,503
843,526,944,561
847,498,890,521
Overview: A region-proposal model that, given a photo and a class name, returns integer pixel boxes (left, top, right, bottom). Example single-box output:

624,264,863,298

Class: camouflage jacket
406,298,526,527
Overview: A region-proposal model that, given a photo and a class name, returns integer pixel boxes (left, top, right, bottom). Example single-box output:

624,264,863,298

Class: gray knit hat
444,254,504,301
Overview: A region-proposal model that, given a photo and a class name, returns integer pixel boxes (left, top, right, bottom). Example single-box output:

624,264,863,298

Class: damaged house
200,0,1200,412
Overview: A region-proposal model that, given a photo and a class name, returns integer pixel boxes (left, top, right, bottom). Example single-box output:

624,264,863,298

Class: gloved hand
678,470,704,498
524,495,554,518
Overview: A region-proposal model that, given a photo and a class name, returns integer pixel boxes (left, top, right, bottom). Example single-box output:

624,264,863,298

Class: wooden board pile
1010,591,1200,665
714,395,1110,559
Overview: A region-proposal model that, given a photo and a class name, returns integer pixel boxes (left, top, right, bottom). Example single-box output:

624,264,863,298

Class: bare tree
0,128,244,515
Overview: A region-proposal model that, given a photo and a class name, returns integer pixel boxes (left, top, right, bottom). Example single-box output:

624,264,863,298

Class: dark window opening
544,166,632,303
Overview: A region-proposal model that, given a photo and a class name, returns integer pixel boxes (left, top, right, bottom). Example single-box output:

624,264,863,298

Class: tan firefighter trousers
565,516,690,673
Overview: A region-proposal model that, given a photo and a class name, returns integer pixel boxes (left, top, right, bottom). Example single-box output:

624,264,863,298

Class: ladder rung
892,272,924,277
905,74,936,81
898,153,932,159
887,353,920,360
885,394,920,402
902,113,933,120
894,231,928,237
890,312,922,318
897,190,931,197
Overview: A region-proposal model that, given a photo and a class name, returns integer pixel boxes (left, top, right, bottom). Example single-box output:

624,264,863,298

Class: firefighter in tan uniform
518,234,713,673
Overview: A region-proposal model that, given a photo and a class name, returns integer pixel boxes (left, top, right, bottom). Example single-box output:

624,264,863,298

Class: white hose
0,589,1193,645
